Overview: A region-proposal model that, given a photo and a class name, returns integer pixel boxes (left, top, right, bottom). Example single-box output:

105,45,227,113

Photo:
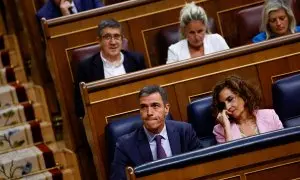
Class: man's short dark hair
138,85,168,104
98,19,122,37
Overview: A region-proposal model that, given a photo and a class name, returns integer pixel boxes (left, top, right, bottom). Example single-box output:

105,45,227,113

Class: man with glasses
75,19,146,118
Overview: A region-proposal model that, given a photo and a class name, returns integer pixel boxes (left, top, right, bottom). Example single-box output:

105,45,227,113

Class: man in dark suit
110,85,202,180
75,19,146,118
36,0,103,20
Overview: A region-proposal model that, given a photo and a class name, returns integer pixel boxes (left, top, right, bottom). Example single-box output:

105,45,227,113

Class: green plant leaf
3,110,15,118
12,140,25,148
9,121,18,125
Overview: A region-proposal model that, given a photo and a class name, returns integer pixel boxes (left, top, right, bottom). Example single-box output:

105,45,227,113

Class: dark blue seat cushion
187,96,217,147
272,73,300,127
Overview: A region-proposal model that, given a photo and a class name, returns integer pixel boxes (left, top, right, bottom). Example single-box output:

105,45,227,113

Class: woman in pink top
212,75,283,143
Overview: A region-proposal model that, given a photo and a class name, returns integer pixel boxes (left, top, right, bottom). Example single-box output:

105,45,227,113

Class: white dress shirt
167,33,229,64
143,125,172,160
100,52,126,79
70,1,78,13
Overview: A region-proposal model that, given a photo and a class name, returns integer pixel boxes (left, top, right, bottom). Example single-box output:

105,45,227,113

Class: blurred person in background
167,2,229,64
37,0,103,20
252,0,300,43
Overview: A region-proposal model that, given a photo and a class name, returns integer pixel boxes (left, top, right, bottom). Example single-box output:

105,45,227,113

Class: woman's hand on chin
217,110,231,128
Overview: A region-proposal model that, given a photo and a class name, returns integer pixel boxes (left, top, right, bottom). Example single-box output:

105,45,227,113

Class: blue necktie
155,135,167,159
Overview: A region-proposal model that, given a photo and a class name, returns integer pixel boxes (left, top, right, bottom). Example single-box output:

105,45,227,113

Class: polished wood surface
80,34,300,179
129,141,300,179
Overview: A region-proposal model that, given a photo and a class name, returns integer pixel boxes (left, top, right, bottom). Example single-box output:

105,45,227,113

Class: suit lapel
123,51,134,73
137,128,153,163
166,121,181,155
73,0,82,12
92,54,105,81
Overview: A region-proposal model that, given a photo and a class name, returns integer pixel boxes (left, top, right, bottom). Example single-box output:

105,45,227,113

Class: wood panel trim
141,21,180,68
271,70,300,83
219,175,242,180
188,91,212,103
141,30,152,68
90,90,139,105
47,25,97,39
216,1,264,36
244,159,300,176
105,109,139,124
142,21,179,33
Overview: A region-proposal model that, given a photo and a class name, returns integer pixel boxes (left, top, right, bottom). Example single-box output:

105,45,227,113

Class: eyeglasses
101,33,123,41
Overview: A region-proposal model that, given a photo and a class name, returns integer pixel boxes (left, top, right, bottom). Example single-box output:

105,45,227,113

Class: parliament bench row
105,73,300,179
70,0,300,67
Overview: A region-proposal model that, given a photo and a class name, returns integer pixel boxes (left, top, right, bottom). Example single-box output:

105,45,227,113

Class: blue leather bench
272,73,300,127
187,96,217,147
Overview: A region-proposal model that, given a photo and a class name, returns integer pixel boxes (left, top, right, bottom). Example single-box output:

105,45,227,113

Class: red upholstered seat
71,44,99,78
236,5,263,46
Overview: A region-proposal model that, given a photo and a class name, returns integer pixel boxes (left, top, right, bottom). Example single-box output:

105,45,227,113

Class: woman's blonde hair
261,0,296,39
179,2,210,39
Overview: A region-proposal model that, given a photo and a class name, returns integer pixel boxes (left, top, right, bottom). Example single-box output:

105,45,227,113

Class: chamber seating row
104,73,300,179
70,0,300,67
157,0,300,58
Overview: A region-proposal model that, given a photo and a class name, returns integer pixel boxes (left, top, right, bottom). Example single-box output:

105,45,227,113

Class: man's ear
96,36,101,42
164,103,170,116
97,37,102,49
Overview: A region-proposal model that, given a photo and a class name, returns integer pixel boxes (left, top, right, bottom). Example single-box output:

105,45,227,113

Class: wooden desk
80,33,300,179
127,136,300,180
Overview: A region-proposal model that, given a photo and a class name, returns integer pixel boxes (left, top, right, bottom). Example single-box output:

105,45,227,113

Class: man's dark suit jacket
110,120,202,180
75,50,146,117
36,0,103,20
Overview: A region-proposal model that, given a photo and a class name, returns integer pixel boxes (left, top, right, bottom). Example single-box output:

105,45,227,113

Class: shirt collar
100,51,124,68
143,124,168,143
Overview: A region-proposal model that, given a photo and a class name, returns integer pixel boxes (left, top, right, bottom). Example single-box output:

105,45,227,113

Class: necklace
239,122,259,137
